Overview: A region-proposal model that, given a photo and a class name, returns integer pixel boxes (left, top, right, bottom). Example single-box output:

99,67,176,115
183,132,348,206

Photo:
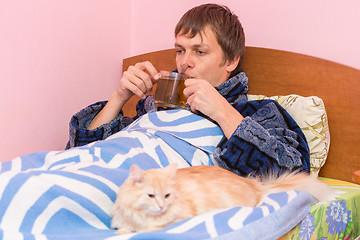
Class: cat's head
121,164,178,216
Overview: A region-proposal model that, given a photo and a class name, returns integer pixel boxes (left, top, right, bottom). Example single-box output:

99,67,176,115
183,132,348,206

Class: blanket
0,109,313,240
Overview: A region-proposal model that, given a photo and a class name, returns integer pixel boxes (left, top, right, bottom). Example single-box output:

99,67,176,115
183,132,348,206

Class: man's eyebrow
174,43,208,49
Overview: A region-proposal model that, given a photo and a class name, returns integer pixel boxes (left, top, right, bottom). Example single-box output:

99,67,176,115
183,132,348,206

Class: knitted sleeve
214,100,310,176
66,101,131,149
66,96,156,149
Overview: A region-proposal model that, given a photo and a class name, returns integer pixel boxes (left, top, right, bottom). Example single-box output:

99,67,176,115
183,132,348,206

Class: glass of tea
154,70,189,109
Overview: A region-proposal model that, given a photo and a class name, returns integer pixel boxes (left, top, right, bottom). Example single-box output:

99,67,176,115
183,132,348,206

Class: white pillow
248,94,330,176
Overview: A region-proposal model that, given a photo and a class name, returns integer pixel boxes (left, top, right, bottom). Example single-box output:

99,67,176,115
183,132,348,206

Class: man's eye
165,193,171,198
197,51,206,55
176,49,184,54
147,194,155,198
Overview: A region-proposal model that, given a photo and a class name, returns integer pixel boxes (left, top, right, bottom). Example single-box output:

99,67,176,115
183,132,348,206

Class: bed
1,47,359,240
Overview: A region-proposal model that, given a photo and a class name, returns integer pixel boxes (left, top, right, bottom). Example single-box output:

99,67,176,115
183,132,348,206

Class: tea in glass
154,71,189,109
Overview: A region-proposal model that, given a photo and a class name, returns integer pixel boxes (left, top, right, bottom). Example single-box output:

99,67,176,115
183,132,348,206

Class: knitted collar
215,71,249,105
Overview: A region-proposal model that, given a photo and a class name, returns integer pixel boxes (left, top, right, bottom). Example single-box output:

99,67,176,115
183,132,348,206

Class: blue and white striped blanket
0,110,312,240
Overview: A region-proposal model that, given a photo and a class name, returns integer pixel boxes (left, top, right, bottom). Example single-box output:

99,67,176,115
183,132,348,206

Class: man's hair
175,4,245,77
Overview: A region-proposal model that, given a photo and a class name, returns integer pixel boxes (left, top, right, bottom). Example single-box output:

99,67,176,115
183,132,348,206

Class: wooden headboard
123,47,360,182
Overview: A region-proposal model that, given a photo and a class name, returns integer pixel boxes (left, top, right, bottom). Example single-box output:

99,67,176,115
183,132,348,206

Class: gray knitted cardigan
67,72,310,176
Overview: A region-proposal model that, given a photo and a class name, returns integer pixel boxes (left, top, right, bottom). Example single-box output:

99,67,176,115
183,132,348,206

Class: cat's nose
159,205,166,212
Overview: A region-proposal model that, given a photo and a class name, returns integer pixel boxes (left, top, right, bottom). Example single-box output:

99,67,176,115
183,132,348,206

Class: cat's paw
116,228,133,234
110,221,120,230
110,215,124,230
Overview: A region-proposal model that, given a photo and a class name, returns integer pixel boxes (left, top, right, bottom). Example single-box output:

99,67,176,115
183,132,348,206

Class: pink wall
0,1,131,161
1,0,359,162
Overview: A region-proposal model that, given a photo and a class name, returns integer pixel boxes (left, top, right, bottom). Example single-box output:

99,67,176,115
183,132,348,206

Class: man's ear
226,56,240,73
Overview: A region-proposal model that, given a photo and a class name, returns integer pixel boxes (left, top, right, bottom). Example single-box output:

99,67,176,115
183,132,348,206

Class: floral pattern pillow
248,94,330,176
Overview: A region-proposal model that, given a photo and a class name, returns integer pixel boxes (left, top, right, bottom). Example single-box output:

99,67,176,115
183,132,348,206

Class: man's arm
214,100,310,176
183,78,245,139
182,79,309,176
88,61,160,130
66,96,155,149
66,61,160,149
87,91,126,130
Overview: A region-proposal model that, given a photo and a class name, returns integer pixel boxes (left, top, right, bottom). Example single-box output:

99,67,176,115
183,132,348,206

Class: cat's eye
147,194,155,198
165,193,171,199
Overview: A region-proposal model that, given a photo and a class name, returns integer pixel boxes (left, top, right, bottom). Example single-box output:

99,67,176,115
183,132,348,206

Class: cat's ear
129,164,144,183
165,163,178,178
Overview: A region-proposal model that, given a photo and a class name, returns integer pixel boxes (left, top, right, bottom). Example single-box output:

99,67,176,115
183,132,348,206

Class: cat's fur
110,164,334,233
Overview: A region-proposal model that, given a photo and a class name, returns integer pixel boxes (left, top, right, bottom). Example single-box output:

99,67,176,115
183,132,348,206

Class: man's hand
184,78,244,139
116,61,160,103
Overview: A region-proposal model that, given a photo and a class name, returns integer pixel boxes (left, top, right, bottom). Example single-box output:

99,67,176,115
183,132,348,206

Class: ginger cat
110,164,334,233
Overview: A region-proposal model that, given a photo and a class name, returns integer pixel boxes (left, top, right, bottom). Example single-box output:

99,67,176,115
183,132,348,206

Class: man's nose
180,52,194,70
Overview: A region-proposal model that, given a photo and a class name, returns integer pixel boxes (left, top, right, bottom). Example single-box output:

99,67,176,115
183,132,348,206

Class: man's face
174,26,233,87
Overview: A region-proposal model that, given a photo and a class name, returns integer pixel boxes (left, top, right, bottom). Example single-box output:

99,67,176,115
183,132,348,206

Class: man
67,4,310,176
